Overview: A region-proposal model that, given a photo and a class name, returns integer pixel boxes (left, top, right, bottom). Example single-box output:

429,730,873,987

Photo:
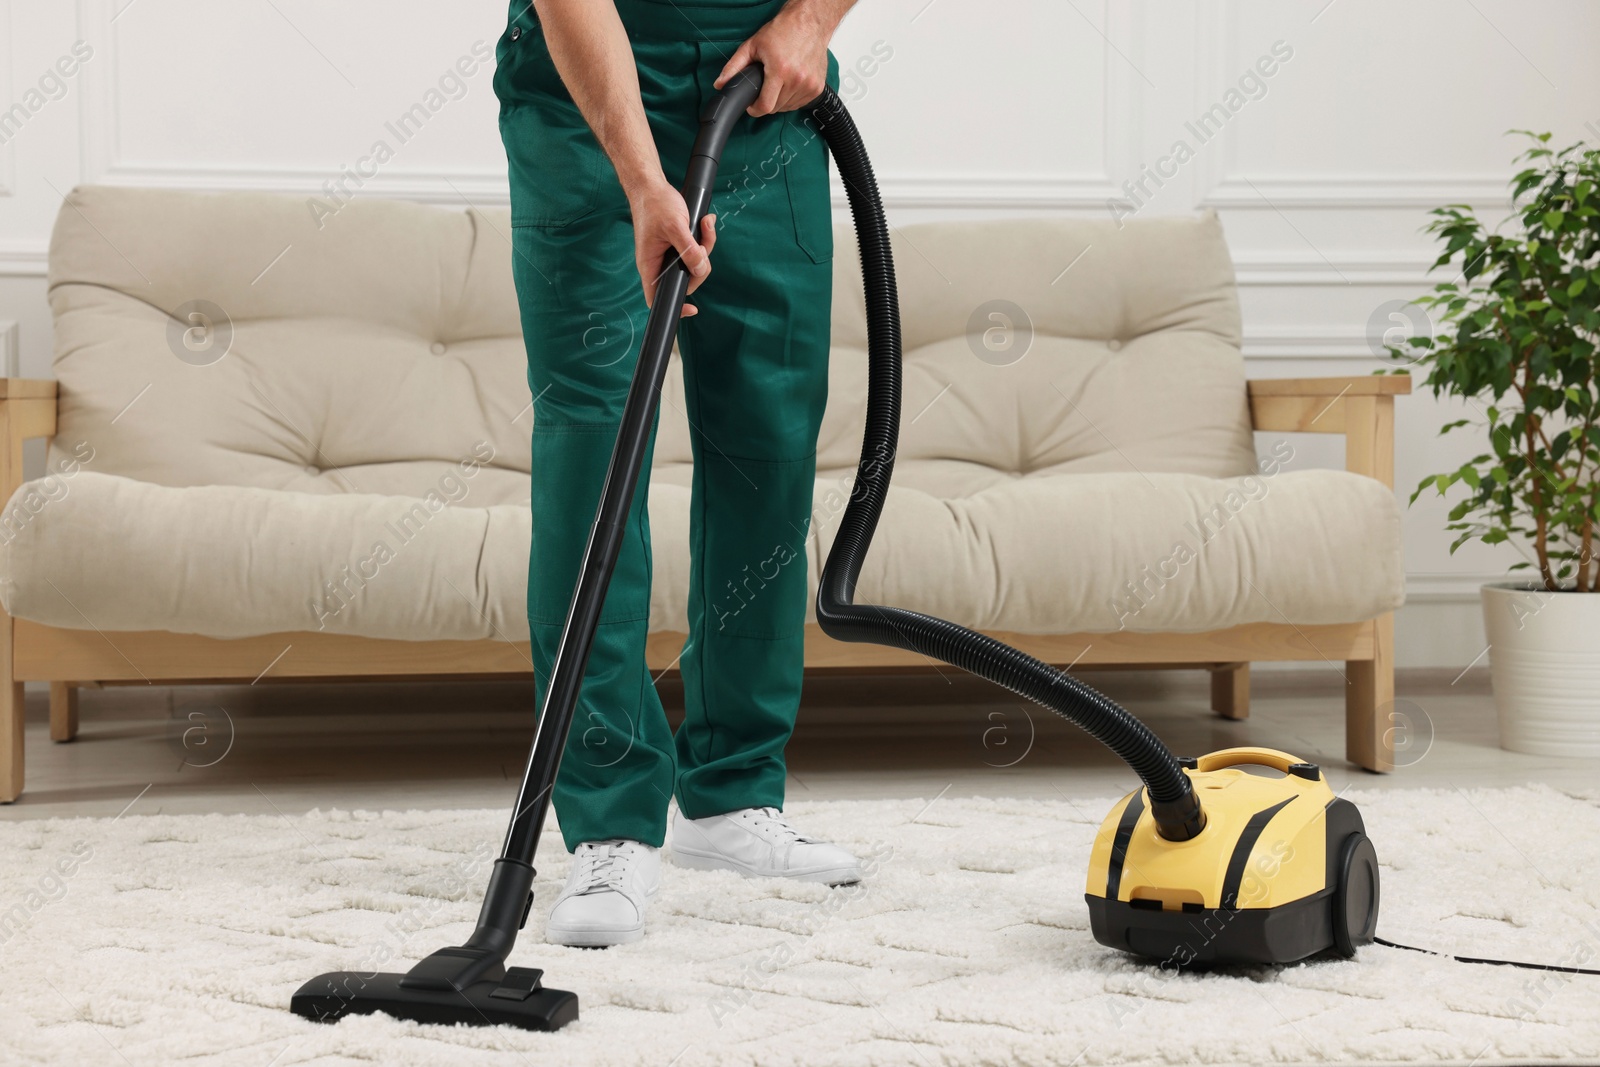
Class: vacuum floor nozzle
290,968,578,1032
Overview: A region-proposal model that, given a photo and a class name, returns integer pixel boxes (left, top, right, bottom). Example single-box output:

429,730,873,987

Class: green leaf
1408,134,1600,567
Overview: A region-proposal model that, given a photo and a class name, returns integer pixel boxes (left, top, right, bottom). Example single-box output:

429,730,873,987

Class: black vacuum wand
292,63,1208,1032
290,66,768,1033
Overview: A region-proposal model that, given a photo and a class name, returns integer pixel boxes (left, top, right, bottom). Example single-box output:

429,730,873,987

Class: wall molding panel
73,0,115,189
0,0,14,197
72,0,1145,211
1189,0,1516,213
0,242,50,277
74,0,514,204
1407,573,1506,604
1231,251,1440,287
1241,327,1377,361
1204,174,1514,210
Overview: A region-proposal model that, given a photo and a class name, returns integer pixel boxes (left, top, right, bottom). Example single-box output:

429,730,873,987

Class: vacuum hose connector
803,88,1205,842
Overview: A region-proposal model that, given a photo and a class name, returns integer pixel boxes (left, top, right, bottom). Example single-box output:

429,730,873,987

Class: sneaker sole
671,846,861,887
544,922,645,948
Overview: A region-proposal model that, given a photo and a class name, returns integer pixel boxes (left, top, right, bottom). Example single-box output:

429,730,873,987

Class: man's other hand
714,0,850,115
630,180,717,318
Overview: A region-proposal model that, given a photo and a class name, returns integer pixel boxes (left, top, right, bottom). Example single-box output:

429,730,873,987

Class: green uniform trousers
493,0,838,851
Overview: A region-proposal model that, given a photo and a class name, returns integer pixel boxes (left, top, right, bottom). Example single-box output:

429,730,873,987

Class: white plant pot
1481,582,1600,757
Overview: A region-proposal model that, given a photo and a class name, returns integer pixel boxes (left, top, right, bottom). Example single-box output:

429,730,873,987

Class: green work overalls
493,0,838,851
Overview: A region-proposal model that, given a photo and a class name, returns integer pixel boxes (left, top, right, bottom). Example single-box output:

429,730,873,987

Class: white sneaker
671,806,862,886
545,839,660,947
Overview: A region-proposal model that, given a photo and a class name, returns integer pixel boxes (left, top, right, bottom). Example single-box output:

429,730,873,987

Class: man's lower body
495,0,855,945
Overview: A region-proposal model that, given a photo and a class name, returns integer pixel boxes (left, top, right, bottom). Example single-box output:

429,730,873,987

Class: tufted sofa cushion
0,187,1403,640
40,187,534,504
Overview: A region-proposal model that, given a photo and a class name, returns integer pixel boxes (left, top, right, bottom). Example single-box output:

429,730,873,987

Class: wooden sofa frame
0,374,1410,801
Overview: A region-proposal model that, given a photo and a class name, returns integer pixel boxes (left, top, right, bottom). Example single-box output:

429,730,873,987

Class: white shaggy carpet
3,787,1600,1067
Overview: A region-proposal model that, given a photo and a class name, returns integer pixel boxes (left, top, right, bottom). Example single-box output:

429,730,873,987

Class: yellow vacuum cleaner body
1085,747,1379,965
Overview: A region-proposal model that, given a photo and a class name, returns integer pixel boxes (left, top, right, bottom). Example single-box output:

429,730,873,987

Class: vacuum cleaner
289,64,1379,1032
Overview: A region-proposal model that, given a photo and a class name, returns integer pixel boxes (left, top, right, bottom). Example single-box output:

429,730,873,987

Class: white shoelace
570,840,637,896
738,806,816,844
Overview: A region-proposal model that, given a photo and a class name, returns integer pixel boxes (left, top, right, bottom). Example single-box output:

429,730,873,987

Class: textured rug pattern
3,787,1599,1066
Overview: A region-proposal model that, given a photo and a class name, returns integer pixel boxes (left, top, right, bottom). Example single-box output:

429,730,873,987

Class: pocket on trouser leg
502,102,607,229
778,52,840,265
496,10,630,227
780,111,833,266
510,216,643,399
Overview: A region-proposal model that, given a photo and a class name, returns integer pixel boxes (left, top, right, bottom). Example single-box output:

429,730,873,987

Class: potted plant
1397,132,1600,756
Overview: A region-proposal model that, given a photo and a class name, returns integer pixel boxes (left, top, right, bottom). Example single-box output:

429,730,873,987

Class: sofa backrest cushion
810,214,1255,483
47,186,534,506
48,188,1254,501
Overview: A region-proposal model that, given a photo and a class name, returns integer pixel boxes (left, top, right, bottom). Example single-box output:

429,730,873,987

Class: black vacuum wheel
1332,832,1380,957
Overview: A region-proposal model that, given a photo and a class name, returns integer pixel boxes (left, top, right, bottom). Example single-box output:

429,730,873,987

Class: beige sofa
0,186,1409,800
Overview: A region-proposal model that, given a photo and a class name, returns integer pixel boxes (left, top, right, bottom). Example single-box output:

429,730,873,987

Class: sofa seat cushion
0,472,535,642
0,467,1400,643
805,467,1405,635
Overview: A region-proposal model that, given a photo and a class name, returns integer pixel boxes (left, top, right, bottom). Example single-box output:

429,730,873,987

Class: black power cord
1375,936,1600,976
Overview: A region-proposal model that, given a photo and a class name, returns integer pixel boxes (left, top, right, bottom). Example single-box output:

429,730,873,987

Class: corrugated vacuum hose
804,88,1205,842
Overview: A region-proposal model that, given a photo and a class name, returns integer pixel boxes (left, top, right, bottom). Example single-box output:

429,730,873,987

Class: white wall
2,0,1596,668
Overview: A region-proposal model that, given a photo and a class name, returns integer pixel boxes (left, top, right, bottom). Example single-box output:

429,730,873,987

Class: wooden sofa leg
1345,614,1395,772
1210,662,1250,719
1,619,21,802
50,682,78,742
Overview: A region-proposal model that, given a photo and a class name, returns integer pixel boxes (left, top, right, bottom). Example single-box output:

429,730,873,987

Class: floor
4,665,1592,823
14,781,1600,1067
